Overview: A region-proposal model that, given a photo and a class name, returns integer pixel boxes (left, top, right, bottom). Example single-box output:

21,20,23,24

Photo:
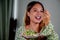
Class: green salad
23,30,36,36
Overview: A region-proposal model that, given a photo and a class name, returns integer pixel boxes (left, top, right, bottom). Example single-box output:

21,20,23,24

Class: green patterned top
15,22,59,40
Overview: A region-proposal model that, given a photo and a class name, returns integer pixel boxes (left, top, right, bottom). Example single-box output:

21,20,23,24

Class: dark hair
27,1,44,12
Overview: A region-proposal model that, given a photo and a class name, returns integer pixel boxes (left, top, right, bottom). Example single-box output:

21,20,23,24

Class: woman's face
27,4,44,24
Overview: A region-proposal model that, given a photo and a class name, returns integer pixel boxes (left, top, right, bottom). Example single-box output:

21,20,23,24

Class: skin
25,4,50,40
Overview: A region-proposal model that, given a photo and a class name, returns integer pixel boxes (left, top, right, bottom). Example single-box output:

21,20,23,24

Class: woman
15,1,59,40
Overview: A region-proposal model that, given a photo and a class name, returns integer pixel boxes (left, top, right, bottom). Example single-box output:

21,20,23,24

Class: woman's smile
35,16,41,20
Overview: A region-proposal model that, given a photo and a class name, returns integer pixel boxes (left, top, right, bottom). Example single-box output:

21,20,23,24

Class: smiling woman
15,1,59,40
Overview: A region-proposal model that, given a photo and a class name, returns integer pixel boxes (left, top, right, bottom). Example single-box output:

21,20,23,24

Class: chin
34,21,41,24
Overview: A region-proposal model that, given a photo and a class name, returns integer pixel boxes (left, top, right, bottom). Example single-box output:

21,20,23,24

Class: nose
37,11,40,13
37,11,41,15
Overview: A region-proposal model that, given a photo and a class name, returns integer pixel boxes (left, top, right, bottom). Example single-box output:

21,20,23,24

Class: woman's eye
40,11,43,12
33,10,37,12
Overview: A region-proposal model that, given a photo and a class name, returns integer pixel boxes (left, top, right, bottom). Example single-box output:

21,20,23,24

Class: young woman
15,1,59,40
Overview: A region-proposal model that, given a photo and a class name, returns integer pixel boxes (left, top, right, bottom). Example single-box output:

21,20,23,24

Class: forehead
31,4,43,9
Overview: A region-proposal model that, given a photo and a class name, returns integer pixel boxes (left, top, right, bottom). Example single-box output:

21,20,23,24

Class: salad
23,30,37,36
22,29,40,38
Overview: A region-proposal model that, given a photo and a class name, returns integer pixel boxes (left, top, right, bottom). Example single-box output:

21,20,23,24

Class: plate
21,33,40,38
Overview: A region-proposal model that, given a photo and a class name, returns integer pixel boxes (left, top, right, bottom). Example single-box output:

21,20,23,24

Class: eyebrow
32,8,43,11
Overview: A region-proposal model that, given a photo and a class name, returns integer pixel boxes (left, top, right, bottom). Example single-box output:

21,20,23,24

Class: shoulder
15,26,26,40
45,21,54,30
15,26,25,38
16,26,25,34
40,21,54,36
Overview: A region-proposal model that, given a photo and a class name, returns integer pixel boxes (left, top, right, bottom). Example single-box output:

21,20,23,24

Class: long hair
24,1,49,32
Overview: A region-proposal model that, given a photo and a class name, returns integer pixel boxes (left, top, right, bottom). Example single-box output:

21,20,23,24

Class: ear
27,12,30,17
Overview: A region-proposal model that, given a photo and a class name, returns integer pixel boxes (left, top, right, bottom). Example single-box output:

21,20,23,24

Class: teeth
37,16,40,18
36,16,40,18
35,16,41,20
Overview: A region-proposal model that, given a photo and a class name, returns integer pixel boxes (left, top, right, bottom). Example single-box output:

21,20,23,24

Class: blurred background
0,0,60,40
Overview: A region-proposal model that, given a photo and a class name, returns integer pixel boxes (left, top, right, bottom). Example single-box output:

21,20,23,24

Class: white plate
21,33,40,38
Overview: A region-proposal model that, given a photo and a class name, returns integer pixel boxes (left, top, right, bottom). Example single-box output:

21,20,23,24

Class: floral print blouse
15,22,59,40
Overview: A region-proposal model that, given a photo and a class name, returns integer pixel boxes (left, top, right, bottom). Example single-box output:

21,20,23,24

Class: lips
35,16,41,20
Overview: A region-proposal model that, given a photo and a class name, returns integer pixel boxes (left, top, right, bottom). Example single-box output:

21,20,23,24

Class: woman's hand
43,10,50,26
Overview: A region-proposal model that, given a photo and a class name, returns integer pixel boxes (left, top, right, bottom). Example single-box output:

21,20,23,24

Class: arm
47,30,59,40
40,22,59,40
40,22,53,36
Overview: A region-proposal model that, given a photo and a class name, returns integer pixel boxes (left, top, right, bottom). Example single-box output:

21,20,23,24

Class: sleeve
40,22,59,40
15,26,25,40
47,30,59,40
40,22,54,36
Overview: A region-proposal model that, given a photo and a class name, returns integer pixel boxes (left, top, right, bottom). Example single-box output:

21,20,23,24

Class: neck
29,21,40,33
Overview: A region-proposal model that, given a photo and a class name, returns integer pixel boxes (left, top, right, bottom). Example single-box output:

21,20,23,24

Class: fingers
44,10,50,17
42,10,50,25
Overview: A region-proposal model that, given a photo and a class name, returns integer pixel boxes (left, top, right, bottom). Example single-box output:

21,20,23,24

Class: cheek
30,15,35,19
29,12,35,17
29,14,35,20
